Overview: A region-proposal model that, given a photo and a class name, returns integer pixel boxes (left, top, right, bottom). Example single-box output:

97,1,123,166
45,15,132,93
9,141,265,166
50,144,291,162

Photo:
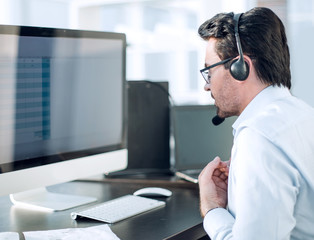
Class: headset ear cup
230,58,249,81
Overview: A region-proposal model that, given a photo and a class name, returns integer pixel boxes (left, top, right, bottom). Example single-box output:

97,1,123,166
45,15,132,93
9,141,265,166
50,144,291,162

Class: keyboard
71,195,165,223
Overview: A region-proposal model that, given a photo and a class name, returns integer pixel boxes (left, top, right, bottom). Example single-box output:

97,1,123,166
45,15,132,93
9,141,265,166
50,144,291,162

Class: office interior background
0,0,313,106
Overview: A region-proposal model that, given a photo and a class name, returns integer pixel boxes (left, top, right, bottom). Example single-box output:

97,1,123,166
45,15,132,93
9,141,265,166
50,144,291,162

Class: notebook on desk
171,105,236,183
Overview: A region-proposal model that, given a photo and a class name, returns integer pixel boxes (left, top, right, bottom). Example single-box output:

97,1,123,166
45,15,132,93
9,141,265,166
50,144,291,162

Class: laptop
171,105,236,183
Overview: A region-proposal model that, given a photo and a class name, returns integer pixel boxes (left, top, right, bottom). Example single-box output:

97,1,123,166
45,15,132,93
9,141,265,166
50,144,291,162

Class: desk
0,177,209,240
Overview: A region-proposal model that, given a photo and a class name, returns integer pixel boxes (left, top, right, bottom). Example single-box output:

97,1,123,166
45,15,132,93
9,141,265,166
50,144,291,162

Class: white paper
0,232,19,240
23,224,120,240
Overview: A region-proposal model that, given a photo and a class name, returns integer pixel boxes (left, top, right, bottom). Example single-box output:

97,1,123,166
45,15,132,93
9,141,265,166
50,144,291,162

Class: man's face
204,38,241,118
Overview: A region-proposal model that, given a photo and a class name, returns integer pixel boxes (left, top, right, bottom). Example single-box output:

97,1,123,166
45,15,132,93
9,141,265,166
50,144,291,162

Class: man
198,7,314,240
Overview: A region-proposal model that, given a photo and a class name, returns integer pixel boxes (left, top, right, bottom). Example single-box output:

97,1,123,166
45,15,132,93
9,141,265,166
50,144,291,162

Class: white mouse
133,187,172,197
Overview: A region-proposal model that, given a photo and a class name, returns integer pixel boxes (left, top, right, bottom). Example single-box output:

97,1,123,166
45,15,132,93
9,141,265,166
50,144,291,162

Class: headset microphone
212,115,225,126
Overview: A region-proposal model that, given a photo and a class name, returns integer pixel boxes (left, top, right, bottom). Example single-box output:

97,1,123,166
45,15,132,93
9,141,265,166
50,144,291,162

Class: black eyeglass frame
200,57,233,84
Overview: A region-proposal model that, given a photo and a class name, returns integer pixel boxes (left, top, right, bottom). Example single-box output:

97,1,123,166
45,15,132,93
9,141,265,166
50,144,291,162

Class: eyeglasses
200,57,233,84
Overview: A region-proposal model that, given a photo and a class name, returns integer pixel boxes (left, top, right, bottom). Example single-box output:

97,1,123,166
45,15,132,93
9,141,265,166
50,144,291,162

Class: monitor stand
105,168,173,179
10,187,97,212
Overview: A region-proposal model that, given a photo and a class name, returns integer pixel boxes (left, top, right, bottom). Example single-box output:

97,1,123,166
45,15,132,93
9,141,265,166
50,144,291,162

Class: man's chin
216,107,223,118
216,108,228,119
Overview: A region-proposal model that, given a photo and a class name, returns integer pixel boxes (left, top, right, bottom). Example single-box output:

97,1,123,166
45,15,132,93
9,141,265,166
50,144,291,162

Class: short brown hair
198,7,291,89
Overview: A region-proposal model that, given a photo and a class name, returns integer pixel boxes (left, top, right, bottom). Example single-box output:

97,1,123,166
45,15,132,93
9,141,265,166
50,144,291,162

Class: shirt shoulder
235,95,314,141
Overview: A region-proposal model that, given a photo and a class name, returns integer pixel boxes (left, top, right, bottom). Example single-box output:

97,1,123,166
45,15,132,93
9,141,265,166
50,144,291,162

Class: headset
230,13,249,81
211,13,249,126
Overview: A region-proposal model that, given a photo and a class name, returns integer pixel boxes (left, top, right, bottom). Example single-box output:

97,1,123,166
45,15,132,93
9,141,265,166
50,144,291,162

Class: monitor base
105,168,174,179
10,187,97,212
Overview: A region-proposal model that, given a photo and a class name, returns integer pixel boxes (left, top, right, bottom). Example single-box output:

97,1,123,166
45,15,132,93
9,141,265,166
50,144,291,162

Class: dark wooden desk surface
0,177,209,240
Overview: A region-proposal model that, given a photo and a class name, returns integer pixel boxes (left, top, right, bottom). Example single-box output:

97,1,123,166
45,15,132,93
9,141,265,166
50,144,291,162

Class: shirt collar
232,85,291,133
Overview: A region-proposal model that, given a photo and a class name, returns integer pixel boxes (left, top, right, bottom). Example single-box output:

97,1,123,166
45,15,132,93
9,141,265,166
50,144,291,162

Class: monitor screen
0,25,127,210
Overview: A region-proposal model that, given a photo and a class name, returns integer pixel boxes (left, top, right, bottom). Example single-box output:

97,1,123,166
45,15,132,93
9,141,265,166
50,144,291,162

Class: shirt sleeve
203,208,235,239
203,127,300,240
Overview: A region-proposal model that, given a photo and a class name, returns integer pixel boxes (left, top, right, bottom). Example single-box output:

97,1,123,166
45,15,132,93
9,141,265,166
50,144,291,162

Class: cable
138,80,176,107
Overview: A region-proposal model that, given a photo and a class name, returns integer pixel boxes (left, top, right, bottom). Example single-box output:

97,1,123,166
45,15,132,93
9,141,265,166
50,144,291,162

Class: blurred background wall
1,0,313,106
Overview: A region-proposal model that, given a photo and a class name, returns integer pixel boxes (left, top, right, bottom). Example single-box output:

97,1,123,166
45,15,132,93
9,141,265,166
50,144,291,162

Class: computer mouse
133,187,172,198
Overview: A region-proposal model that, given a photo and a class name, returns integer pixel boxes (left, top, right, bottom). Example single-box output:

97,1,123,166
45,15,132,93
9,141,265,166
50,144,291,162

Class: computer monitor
0,25,127,211
172,105,236,171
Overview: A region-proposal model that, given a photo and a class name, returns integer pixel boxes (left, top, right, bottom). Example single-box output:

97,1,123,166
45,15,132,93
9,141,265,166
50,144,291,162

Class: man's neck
238,83,271,115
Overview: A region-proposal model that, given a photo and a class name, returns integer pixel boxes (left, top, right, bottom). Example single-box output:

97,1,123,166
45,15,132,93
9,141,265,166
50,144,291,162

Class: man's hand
198,156,229,217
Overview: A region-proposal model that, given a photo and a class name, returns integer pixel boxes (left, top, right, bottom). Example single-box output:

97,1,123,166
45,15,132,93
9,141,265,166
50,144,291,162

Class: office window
288,0,314,106
143,6,171,32
188,51,199,91
1,0,313,106
77,1,209,103
101,7,127,32
144,52,172,81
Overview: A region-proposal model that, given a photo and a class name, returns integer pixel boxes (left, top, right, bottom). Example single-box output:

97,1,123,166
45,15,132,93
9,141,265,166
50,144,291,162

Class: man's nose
204,83,211,91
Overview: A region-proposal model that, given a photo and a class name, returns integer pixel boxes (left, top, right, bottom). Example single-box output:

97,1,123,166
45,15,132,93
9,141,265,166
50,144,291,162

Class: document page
0,232,19,240
23,225,120,240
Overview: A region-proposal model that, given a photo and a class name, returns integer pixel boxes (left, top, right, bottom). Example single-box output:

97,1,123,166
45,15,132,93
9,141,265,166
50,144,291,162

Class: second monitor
172,104,236,173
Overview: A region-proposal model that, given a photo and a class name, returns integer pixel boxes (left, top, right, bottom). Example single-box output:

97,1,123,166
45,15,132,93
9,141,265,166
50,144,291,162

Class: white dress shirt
203,86,314,240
